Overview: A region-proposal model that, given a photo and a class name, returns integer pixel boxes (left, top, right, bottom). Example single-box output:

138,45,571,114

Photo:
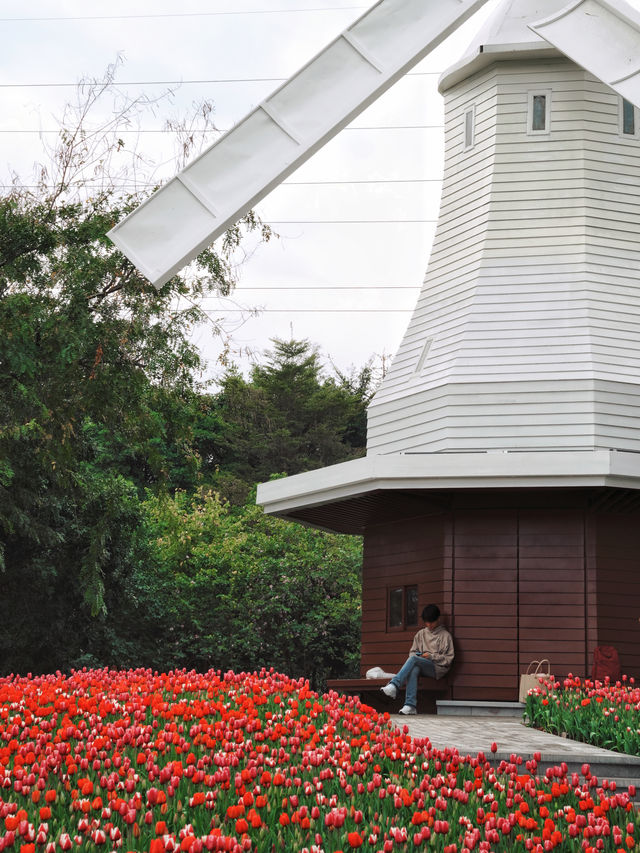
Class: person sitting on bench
380,604,454,715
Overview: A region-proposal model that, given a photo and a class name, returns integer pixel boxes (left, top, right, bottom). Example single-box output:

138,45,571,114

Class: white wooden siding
367,57,640,454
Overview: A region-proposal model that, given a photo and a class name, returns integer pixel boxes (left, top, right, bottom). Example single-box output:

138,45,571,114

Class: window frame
620,96,638,138
413,337,433,376
527,89,552,136
463,104,475,151
387,584,419,632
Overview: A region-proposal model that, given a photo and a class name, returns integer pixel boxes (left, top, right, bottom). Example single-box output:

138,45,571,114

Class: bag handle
526,659,550,675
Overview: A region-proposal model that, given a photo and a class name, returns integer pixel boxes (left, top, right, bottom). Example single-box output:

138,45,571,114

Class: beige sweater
409,624,454,679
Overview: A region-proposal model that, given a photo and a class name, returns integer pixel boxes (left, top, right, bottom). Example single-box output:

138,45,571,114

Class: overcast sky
1,0,506,382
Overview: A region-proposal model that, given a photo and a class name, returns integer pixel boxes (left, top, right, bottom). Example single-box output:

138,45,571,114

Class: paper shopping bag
519,659,552,703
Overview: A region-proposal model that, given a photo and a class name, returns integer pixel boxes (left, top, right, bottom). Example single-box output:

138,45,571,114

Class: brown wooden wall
452,510,519,700
361,515,445,675
593,514,640,676
360,491,640,703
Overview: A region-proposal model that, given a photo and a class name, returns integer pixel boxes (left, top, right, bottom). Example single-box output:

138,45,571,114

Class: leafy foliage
525,674,640,756
0,82,368,682
112,490,361,688
211,338,372,501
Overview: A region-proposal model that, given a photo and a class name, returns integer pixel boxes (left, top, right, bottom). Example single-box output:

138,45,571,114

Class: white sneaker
380,683,397,699
399,705,417,715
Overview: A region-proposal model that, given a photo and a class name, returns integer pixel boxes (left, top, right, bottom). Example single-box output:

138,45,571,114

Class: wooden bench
326,675,452,713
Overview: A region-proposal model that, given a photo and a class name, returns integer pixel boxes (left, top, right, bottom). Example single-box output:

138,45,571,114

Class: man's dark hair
422,604,440,623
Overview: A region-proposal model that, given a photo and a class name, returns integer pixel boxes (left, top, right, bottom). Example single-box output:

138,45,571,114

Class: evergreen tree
211,338,373,498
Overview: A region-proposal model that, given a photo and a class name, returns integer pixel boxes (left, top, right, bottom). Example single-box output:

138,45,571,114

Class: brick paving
391,715,637,763
389,715,640,795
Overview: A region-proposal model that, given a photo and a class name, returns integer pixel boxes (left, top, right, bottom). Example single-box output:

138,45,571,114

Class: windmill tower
110,0,640,700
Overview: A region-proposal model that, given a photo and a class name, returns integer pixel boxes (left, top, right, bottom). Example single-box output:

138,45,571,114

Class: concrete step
522,755,640,805
437,700,525,717
416,711,640,802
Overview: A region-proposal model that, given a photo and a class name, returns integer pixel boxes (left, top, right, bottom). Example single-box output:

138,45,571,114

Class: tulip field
525,675,640,757
0,669,638,853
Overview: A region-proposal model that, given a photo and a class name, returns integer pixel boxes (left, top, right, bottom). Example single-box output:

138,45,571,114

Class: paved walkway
390,715,640,769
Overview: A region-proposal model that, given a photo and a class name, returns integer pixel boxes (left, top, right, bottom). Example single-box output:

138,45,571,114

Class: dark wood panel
519,560,584,572
517,594,585,607
518,582,585,596
454,627,517,640
452,686,516,701
518,605,584,616
453,674,518,687
517,546,584,558
452,569,517,583
461,650,516,664
453,545,519,559
363,559,440,576
519,641,585,654
519,615,584,629
452,638,515,651
519,513,583,532
454,558,518,570
359,501,640,701
454,610,516,624
454,593,519,606
454,579,518,593
595,511,640,678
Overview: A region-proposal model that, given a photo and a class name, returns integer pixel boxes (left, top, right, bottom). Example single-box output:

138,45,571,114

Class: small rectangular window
464,106,475,150
387,585,419,631
622,98,636,135
406,586,418,627
389,587,403,629
532,95,546,131
527,90,551,135
413,338,433,375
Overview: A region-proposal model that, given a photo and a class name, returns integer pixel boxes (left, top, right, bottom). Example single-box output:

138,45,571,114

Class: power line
265,219,437,224
199,308,413,313
0,77,286,89
202,286,419,291
0,178,441,189
0,6,369,24
286,178,442,185
0,124,443,134
0,72,441,89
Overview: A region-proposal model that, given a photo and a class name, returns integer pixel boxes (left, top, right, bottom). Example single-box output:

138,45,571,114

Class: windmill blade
530,0,640,108
108,0,490,289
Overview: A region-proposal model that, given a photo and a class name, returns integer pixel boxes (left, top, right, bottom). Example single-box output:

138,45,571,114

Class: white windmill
110,0,640,701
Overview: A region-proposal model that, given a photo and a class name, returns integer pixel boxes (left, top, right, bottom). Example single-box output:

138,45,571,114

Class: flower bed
0,668,637,853
525,675,640,757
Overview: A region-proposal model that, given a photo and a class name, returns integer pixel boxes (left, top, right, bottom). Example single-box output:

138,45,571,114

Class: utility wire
0,71,441,89
201,286,419,291
199,308,413,313
0,125,443,133
265,219,437,224
0,6,370,23
0,178,442,189
285,178,442,185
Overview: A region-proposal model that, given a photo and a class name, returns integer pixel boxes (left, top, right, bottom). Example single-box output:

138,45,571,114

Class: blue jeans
390,654,437,708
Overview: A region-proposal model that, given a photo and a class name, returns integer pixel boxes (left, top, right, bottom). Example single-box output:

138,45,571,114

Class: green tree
211,338,374,498
0,73,370,681
113,489,362,688
0,87,269,672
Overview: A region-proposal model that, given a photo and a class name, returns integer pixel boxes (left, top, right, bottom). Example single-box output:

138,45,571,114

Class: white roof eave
256,449,640,516
438,41,562,92
529,0,640,110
